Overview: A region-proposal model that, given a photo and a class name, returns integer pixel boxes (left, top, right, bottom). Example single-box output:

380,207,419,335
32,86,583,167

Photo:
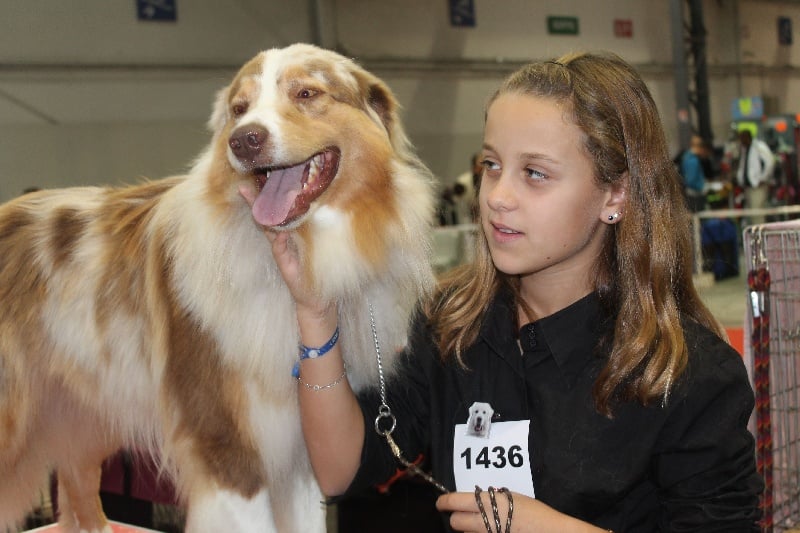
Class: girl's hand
436,488,515,533
436,489,609,533
239,185,332,319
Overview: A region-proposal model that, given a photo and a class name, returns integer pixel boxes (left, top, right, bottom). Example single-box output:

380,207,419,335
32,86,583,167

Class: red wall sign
614,19,633,38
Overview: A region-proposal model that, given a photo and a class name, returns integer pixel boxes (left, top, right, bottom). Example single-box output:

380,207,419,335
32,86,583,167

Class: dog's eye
297,88,320,99
232,103,248,117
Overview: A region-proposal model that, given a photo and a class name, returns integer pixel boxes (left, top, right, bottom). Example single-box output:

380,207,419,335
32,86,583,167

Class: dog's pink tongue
251,164,304,226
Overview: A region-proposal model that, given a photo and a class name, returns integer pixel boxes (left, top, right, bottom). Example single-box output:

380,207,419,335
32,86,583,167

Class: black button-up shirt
348,291,763,531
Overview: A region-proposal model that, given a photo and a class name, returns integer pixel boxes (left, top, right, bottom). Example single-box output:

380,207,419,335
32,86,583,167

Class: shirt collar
481,290,610,383
534,293,607,378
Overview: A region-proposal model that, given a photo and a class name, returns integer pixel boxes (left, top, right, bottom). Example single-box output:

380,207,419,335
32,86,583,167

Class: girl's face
479,92,622,299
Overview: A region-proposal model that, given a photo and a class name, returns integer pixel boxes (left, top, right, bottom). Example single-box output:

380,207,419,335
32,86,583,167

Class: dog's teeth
308,157,320,185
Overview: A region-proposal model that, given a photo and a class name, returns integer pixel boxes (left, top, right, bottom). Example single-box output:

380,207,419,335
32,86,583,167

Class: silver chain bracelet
296,364,347,391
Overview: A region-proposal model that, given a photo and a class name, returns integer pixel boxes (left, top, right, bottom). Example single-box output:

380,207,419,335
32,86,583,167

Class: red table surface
24,521,163,532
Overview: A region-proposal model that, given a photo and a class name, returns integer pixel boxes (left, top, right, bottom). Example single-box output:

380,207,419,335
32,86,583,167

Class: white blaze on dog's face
211,43,401,241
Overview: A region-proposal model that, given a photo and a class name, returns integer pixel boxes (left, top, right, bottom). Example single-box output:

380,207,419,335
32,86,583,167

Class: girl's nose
485,174,517,212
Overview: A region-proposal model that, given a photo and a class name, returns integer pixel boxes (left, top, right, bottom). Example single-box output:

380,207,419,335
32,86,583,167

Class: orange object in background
726,327,744,356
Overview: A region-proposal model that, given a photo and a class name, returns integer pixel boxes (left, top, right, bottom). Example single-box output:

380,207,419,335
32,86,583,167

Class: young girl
262,51,762,532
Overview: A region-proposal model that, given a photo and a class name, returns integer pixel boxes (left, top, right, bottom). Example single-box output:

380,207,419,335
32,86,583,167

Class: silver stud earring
607,212,620,221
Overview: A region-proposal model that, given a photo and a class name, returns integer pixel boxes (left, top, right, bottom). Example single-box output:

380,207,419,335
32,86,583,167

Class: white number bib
453,419,535,497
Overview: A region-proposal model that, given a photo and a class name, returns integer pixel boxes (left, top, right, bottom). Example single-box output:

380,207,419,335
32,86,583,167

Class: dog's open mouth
250,149,340,227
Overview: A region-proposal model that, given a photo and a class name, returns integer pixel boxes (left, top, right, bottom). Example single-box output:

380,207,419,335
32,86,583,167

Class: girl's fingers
437,492,484,532
437,490,515,533
436,492,477,513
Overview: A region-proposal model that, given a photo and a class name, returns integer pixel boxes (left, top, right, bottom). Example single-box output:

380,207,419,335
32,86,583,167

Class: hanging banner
731,96,764,120
137,0,177,22
778,16,793,45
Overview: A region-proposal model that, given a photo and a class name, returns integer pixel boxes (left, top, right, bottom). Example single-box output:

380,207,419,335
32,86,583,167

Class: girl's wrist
292,325,341,378
296,302,338,344
296,299,335,321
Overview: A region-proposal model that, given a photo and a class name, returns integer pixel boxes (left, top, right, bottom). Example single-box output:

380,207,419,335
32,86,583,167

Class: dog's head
199,44,434,303
207,43,413,230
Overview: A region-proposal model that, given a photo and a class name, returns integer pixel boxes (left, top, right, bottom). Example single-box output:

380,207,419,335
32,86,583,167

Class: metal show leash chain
368,302,450,494
367,303,520,533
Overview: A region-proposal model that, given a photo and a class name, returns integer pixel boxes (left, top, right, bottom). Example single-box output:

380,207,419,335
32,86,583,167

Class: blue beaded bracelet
291,326,340,378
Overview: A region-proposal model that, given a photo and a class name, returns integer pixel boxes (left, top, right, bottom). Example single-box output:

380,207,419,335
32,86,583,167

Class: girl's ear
601,173,628,224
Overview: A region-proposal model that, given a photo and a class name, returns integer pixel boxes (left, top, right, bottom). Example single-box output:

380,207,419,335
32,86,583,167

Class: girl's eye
481,159,500,172
525,168,547,181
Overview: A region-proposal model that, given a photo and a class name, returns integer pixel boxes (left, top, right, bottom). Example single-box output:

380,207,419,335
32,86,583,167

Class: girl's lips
489,221,523,242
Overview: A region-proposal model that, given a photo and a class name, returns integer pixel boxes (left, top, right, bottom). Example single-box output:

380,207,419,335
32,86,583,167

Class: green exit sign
547,16,579,35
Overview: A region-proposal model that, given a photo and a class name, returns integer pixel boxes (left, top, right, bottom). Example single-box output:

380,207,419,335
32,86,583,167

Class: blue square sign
137,0,177,22
450,0,475,27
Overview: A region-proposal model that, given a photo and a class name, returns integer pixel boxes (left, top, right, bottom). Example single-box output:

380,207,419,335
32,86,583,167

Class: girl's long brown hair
426,51,723,417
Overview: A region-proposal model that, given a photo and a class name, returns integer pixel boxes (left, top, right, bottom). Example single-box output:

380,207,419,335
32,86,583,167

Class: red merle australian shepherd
0,43,435,533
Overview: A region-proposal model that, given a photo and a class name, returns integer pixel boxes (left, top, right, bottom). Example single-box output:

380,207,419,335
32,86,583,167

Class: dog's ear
366,80,398,135
350,62,423,169
351,68,402,142
208,86,230,134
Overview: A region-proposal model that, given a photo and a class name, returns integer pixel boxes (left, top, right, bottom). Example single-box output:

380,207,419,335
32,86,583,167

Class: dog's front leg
56,462,111,533
184,487,275,532
269,469,326,533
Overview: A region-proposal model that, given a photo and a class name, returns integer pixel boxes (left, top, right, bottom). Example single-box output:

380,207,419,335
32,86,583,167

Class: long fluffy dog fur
0,43,435,532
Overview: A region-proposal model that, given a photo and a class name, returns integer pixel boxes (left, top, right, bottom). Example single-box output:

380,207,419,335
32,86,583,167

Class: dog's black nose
229,125,268,160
